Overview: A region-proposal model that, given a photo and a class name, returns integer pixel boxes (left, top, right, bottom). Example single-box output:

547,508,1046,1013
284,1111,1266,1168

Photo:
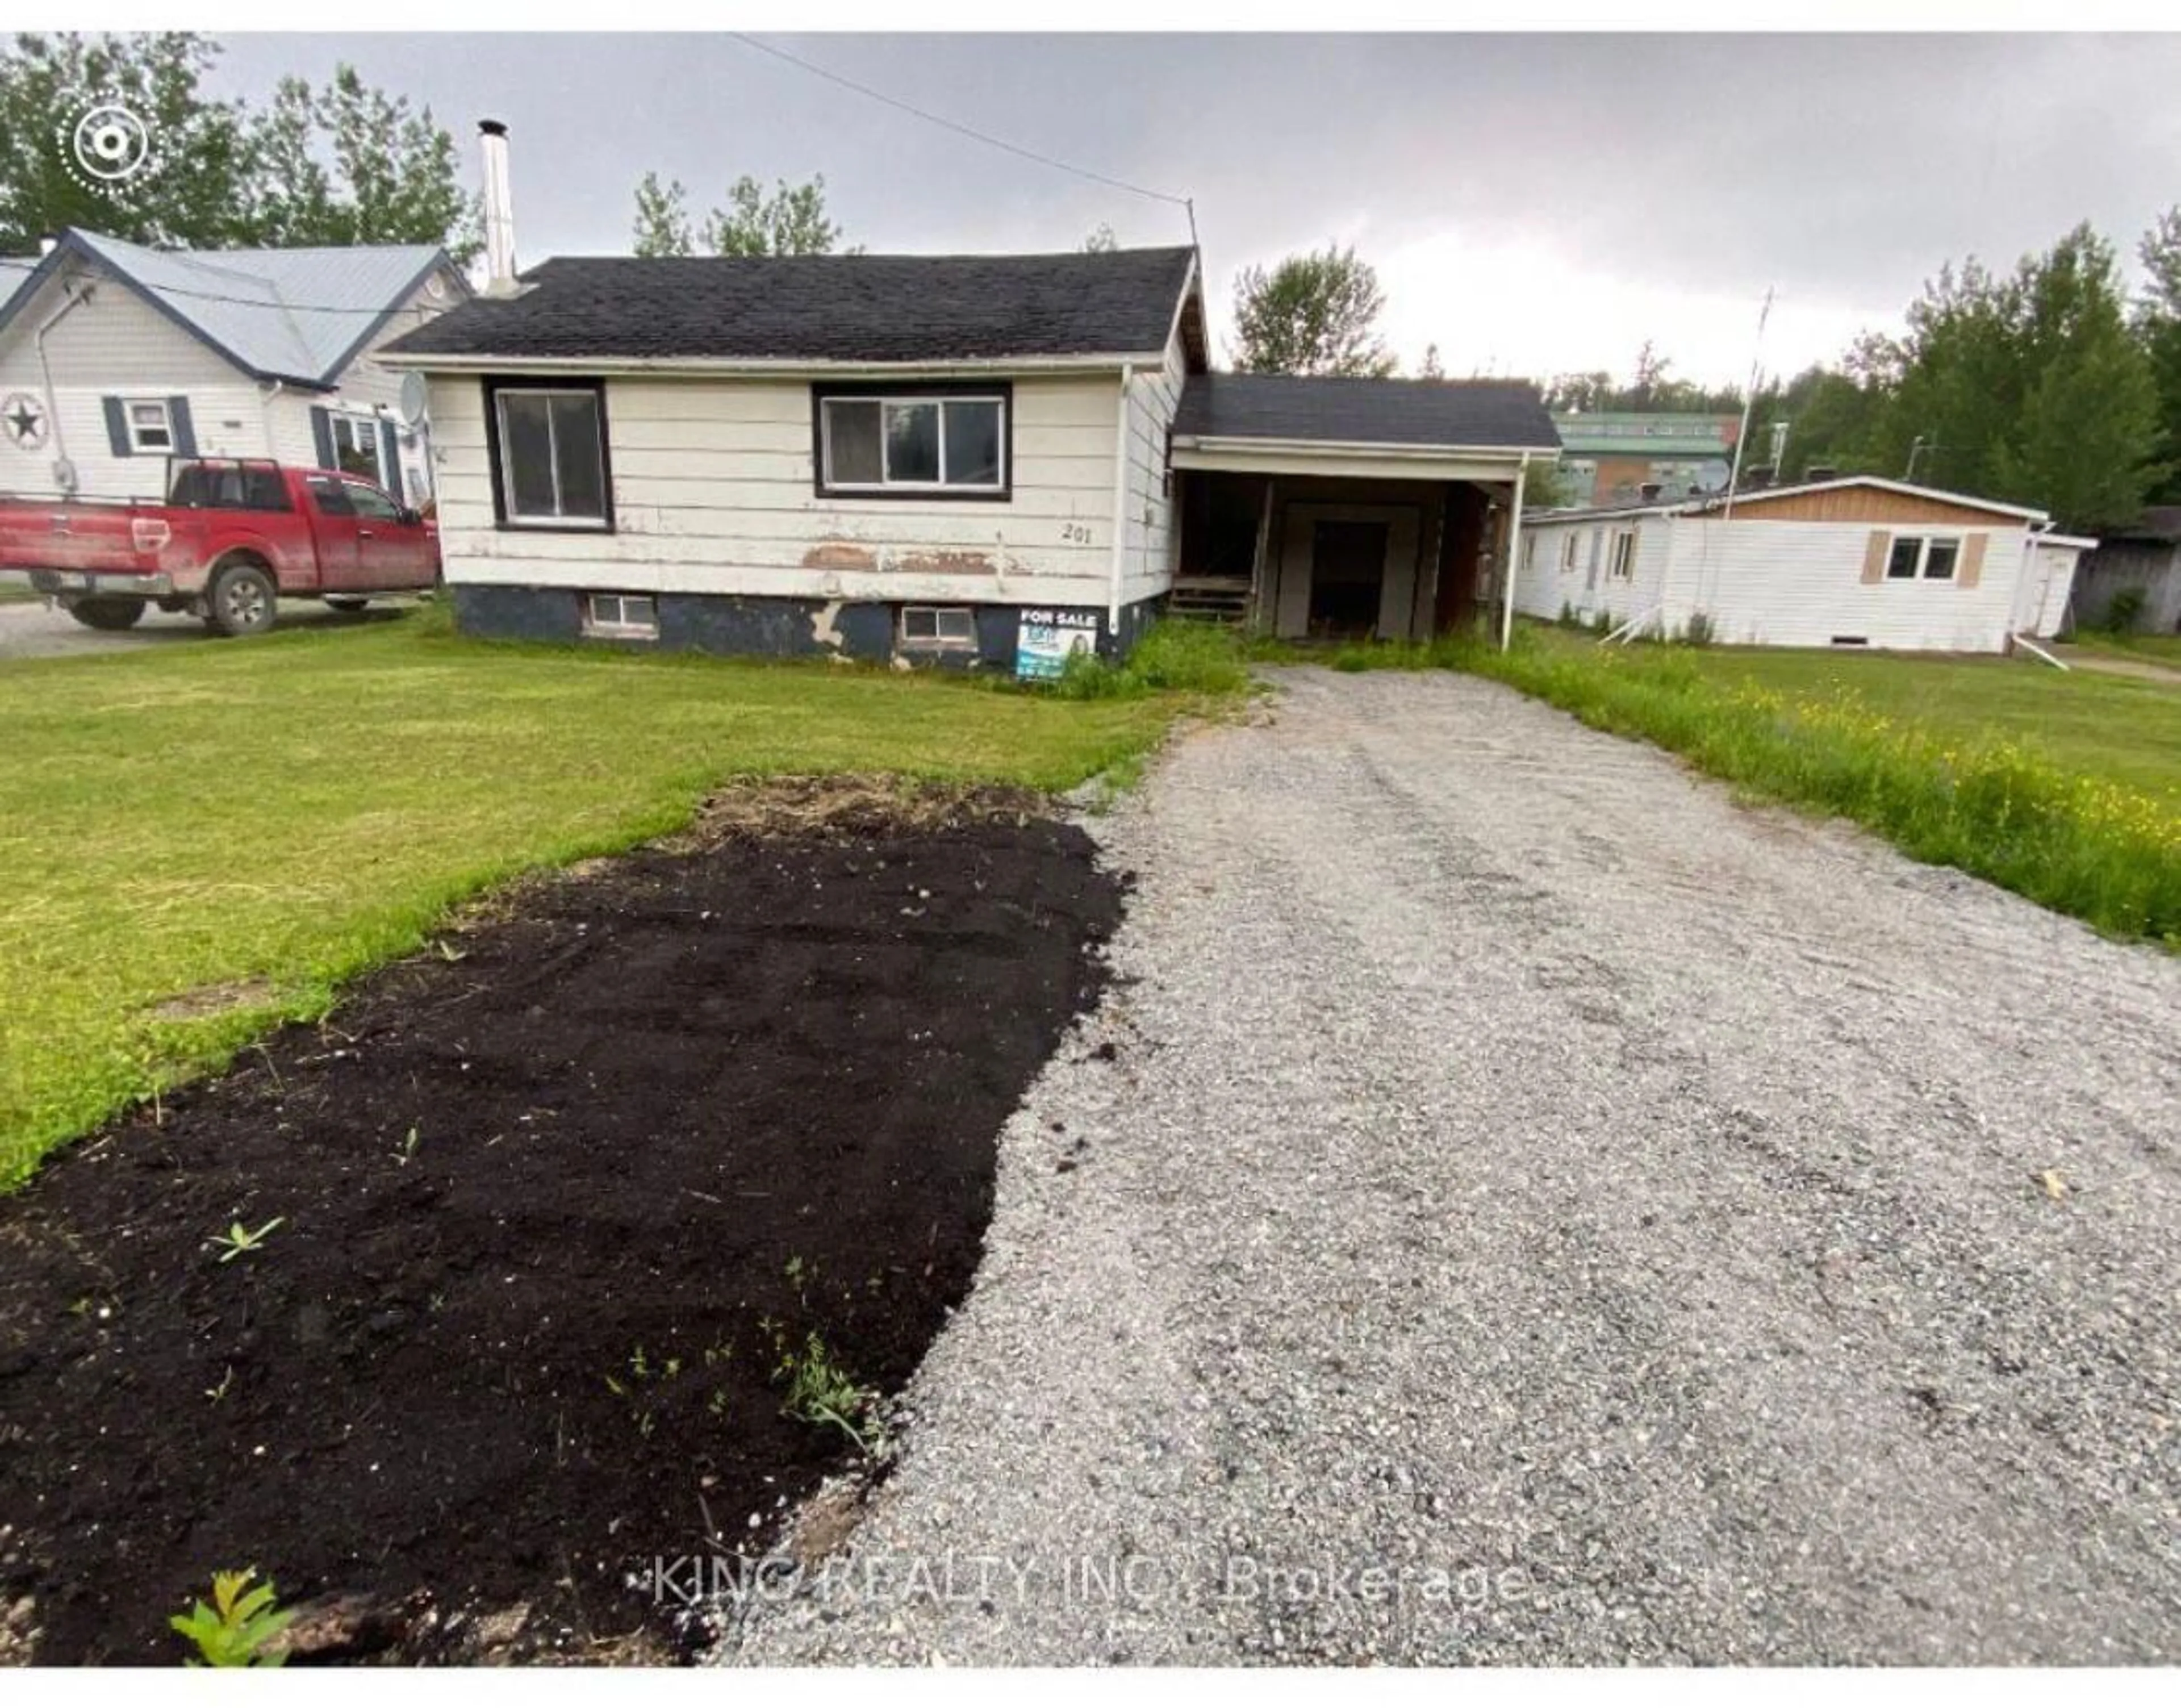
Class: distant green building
1549,411,1739,507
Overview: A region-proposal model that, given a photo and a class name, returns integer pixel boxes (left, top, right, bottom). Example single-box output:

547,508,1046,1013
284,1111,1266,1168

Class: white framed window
126,399,173,453
1885,534,1963,582
1608,531,1637,581
900,605,977,649
328,412,383,484
816,389,1008,497
491,382,610,528
583,592,657,639
1522,532,1537,570
1559,533,1580,573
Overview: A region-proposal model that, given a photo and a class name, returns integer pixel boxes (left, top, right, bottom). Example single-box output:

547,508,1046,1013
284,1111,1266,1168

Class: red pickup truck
0,458,440,637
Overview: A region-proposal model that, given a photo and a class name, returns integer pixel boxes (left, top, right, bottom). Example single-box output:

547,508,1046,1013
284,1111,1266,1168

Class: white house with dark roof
1513,475,2095,653
0,229,467,507
379,146,1561,666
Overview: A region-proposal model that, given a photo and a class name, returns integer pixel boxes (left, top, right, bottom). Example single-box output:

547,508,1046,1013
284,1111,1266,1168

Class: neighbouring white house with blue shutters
0,229,467,507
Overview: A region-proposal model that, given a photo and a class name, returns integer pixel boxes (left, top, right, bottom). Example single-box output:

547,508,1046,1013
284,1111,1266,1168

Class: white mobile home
1514,476,2094,653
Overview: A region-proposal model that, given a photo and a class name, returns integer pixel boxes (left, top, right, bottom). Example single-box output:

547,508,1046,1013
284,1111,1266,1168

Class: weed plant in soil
0,788,1125,1664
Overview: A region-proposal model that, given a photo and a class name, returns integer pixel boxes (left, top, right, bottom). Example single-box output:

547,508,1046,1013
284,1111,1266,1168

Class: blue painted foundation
448,585,1166,669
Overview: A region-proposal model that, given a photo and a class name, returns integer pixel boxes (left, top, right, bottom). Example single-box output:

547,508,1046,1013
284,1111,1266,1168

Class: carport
1166,373,1561,645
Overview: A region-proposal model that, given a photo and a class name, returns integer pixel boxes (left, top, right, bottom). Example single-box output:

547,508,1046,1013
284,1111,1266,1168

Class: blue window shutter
102,396,131,457
167,396,197,458
310,405,335,470
378,418,401,496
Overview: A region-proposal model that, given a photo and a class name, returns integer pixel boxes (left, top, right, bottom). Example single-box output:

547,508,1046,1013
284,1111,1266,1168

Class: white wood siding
1518,513,2049,652
0,264,266,499
1661,518,2031,650
1514,514,1670,628
1118,327,1187,605
0,260,461,504
428,371,1127,608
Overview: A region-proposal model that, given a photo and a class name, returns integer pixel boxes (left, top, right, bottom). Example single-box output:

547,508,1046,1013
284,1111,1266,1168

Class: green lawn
1463,624,2181,942
0,609,1179,1186
1531,630,2181,804
2062,630,2181,671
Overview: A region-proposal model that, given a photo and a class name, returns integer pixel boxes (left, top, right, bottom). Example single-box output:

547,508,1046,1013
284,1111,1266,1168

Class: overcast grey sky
208,32,2181,386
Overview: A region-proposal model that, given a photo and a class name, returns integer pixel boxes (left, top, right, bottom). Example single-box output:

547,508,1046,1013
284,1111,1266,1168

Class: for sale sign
1014,607,1101,682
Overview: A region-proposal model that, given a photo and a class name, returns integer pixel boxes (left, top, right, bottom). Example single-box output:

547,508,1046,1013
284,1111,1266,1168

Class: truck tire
65,596,147,632
203,561,278,638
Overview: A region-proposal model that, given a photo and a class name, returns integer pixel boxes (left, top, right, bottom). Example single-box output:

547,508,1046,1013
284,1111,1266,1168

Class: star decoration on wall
2,393,47,450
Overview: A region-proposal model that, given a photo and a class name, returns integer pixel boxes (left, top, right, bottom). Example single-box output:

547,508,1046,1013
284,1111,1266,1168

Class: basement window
814,385,1010,499
900,605,978,650
583,592,657,640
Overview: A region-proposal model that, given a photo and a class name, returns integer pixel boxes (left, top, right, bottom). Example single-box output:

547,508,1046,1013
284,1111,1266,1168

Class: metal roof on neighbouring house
1172,373,1561,452
381,247,1203,368
1550,410,1738,456
0,229,458,389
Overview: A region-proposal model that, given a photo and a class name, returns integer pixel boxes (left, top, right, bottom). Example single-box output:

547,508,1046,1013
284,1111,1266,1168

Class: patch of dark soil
0,786,1123,1664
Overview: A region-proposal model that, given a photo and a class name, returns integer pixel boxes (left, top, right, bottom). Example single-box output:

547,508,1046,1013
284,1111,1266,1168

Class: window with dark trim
812,383,1010,499
328,412,382,483
484,378,613,530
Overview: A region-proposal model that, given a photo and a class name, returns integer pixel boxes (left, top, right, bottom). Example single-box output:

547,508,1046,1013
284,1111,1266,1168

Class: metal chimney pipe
478,120,517,295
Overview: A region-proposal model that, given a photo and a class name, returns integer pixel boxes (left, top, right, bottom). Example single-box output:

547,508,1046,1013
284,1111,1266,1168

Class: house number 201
1060,522,1093,544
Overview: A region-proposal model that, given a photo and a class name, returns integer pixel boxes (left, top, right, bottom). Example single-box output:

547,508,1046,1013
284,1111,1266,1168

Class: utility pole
1720,286,1774,521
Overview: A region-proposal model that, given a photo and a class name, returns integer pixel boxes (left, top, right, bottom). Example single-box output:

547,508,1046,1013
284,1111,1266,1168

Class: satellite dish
397,371,430,429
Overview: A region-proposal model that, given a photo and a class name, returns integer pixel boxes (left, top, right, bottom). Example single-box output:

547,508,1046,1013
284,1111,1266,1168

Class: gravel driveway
718,666,2181,1666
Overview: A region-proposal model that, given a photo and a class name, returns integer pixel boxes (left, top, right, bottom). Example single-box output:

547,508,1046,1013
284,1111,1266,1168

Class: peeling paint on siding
895,550,998,576
803,542,878,571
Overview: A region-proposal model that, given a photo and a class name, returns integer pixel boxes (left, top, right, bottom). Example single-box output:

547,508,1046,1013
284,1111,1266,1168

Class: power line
726,31,1197,237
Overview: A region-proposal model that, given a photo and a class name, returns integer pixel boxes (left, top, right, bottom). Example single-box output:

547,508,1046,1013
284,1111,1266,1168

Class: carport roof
1172,373,1561,453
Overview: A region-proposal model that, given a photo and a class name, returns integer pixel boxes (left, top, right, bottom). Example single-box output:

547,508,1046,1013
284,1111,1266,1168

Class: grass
1282,621,2181,946
2063,630,2181,670
0,607,1189,1186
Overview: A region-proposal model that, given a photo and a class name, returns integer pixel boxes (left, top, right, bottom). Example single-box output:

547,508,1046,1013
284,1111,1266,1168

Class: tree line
0,34,478,259
1223,222,2181,532
14,34,2175,532
1736,218,2178,531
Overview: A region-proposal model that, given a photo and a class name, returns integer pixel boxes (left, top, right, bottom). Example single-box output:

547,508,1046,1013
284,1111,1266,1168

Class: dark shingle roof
383,247,1197,364
1173,372,1560,451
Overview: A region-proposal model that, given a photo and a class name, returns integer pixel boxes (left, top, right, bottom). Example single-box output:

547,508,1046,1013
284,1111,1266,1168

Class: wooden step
1168,578,1252,626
